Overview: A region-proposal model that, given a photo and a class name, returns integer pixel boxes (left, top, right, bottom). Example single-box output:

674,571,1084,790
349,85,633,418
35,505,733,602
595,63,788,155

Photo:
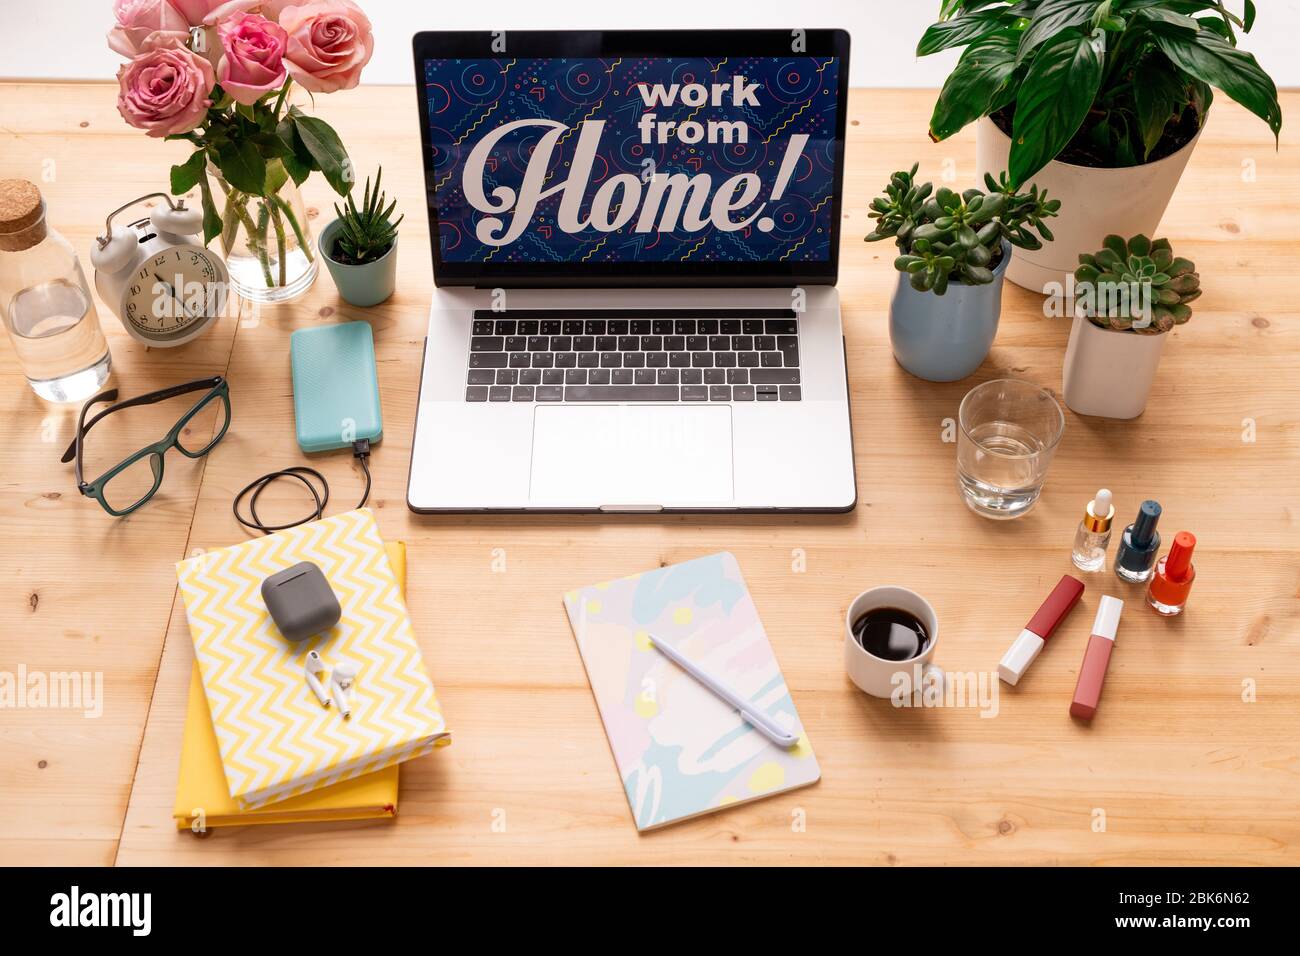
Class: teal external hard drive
290,321,383,452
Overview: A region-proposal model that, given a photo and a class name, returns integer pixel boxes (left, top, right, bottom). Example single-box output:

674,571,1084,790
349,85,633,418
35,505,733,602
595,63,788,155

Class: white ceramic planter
1062,312,1168,419
976,115,1203,293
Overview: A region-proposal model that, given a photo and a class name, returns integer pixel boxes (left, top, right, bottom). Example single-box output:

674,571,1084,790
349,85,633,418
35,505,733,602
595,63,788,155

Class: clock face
123,246,229,341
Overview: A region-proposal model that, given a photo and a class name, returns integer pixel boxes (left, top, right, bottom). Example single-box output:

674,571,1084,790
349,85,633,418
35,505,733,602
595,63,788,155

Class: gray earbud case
261,561,342,642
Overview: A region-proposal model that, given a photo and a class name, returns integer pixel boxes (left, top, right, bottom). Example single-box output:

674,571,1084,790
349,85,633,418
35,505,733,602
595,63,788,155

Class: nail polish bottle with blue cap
1115,500,1162,584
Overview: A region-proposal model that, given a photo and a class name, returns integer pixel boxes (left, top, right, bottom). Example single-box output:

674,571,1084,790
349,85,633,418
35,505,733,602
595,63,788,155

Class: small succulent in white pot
1064,233,1200,418
321,167,403,308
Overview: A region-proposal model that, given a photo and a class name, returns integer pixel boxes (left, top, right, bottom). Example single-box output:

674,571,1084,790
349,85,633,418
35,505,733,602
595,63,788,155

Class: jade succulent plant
867,165,1060,295
1075,234,1200,333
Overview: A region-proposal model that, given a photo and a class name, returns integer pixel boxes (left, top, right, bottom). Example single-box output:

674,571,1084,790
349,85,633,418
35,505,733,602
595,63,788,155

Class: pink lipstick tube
1070,595,1123,721
998,574,1085,685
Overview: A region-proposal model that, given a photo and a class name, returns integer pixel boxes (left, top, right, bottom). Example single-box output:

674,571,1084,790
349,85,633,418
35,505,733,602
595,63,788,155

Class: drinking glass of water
956,379,1064,519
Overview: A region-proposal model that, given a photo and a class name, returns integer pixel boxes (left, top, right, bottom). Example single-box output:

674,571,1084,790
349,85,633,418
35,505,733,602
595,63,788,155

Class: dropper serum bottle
1071,489,1114,572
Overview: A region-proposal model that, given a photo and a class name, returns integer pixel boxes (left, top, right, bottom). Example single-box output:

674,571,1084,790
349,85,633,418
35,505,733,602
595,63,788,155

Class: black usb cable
233,439,372,535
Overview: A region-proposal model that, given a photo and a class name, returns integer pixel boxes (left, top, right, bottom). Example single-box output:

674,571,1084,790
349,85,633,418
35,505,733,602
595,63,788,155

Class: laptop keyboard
464,311,801,403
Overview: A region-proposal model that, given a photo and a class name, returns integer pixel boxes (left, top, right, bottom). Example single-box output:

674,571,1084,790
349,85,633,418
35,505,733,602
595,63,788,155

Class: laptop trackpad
529,405,733,507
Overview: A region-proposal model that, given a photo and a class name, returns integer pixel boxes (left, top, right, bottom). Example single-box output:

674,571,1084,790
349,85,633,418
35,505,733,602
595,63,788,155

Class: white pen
648,633,800,748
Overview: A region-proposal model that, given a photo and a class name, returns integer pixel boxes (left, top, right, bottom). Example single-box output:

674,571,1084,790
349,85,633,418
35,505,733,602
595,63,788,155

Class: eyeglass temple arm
60,377,224,466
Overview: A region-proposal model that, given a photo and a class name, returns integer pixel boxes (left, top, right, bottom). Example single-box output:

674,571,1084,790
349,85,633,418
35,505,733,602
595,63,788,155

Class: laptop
408,29,855,513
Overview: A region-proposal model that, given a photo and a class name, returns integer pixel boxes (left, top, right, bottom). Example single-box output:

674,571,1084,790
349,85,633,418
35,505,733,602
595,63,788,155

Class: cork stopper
0,179,47,252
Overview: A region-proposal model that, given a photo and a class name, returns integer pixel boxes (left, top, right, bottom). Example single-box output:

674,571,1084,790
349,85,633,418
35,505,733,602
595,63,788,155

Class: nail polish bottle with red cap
1146,531,1196,616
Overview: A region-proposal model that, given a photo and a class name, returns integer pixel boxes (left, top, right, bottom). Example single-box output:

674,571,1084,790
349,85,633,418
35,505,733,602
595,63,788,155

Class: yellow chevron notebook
172,542,408,830
176,510,449,809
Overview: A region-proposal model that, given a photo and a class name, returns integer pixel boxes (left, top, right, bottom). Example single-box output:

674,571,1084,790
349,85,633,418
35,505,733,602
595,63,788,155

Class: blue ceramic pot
888,240,1011,382
321,219,398,308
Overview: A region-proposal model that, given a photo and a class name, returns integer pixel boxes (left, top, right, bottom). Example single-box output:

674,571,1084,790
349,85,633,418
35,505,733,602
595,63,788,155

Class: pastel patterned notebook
176,509,450,809
564,552,819,831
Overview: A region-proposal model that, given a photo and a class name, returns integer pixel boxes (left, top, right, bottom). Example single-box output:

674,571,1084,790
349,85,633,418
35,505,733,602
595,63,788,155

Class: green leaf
1196,15,1231,39
275,116,303,156
170,149,206,196
264,158,289,197
1132,6,1199,34
290,108,353,195
196,166,222,246
1015,0,1102,65
928,33,1019,141
1151,27,1281,140
282,153,311,187
251,130,292,158
1133,54,1188,159
1008,29,1106,187
274,117,314,185
917,9,1010,57
216,139,267,196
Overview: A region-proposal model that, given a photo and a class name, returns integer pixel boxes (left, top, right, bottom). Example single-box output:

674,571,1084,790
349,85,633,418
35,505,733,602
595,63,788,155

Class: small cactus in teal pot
1075,234,1200,334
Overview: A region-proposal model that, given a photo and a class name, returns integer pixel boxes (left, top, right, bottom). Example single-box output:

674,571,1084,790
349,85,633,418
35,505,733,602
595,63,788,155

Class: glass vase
208,163,318,304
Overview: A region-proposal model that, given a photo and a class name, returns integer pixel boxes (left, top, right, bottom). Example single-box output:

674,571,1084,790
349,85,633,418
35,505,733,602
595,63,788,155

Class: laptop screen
413,31,850,287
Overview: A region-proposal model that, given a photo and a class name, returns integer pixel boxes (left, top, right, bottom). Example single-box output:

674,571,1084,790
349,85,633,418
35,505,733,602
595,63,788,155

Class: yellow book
173,542,408,830
176,510,450,809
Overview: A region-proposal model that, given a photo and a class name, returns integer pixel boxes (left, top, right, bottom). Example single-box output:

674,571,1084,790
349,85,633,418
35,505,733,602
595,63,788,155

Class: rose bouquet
107,0,374,301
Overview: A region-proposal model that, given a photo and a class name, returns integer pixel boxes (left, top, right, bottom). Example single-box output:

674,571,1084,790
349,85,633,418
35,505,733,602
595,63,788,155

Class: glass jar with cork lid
0,179,112,402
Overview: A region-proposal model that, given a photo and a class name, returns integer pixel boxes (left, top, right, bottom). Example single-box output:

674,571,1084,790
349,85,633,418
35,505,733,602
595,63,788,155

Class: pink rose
107,0,189,58
216,12,288,105
169,0,258,27
115,38,215,137
278,0,373,94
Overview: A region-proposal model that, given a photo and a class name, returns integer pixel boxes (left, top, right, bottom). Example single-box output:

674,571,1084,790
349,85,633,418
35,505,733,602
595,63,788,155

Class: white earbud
330,662,358,719
304,651,331,708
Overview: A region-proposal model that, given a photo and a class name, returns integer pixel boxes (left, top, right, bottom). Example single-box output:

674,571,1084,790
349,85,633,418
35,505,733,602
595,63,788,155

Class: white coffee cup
844,586,942,699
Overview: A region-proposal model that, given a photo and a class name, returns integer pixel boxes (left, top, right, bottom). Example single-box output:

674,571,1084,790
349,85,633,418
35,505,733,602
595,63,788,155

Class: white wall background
3,0,1298,88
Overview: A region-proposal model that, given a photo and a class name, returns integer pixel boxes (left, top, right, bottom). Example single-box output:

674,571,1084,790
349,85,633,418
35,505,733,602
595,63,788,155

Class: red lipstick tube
1070,595,1123,721
998,574,1085,685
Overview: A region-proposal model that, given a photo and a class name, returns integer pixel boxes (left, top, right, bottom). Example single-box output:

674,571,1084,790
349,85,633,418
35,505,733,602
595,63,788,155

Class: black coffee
852,607,930,661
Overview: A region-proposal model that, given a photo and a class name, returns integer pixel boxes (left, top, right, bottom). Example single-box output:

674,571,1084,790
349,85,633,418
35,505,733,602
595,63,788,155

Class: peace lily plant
916,0,1281,289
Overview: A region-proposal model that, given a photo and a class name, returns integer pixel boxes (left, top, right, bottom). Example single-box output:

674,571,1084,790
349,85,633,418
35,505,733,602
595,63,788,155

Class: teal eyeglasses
61,376,231,516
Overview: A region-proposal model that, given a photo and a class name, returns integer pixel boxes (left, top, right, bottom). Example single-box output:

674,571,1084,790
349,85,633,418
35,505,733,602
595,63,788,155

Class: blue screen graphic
422,56,840,264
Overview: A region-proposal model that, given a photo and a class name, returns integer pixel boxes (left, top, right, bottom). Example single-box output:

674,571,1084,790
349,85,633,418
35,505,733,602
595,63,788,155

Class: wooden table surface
1,84,1297,866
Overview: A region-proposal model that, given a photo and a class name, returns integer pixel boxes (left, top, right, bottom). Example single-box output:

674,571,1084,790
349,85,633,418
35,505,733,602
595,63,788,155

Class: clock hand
154,272,195,321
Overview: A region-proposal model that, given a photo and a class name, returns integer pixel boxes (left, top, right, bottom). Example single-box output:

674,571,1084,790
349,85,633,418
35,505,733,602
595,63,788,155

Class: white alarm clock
90,192,231,347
